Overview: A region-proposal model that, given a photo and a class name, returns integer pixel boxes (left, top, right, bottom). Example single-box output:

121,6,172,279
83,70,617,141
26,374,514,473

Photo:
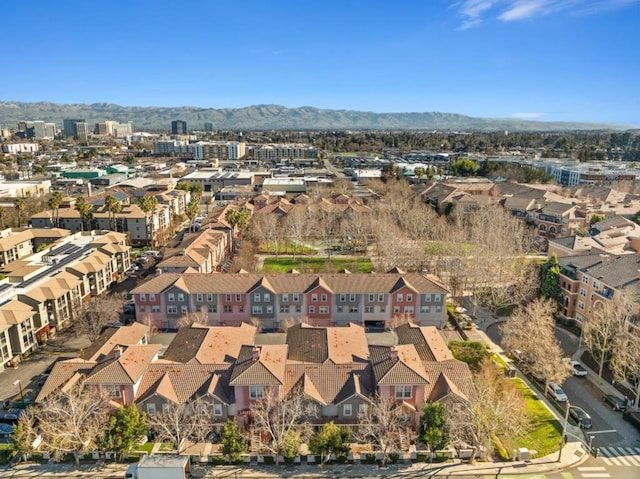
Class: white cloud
454,0,640,28
511,112,545,119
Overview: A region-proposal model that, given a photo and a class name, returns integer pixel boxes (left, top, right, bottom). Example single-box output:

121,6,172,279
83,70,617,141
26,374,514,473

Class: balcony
537,214,562,224
597,288,614,300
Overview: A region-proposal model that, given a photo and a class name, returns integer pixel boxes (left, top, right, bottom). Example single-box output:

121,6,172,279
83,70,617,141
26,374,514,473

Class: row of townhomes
421,181,640,239
37,321,474,431
30,184,191,246
0,229,131,371
130,271,449,331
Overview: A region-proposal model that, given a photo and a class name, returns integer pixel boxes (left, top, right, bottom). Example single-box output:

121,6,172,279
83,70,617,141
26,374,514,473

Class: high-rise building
63,118,85,138
204,122,213,132
16,121,55,139
74,122,89,142
171,120,187,135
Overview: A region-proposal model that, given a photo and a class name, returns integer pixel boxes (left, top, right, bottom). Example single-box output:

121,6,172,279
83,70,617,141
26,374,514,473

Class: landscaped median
261,256,373,273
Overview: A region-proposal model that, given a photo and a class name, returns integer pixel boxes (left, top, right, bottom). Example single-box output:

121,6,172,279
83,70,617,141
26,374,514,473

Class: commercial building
171,120,187,135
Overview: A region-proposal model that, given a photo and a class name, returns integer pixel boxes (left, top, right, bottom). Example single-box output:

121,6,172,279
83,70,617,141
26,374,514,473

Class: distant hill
0,101,633,132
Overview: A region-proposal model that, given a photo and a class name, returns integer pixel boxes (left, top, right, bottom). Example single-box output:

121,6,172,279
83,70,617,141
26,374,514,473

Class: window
593,281,599,290
368,294,374,302
226,294,232,302
340,294,346,302
282,294,289,302
582,276,589,284
167,306,177,314
208,304,217,313
343,404,352,416
296,305,302,313
264,293,271,302
252,306,263,315
104,385,121,398
404,306,414,314
292,294,299,302
312,294,318,302
146,403,156,414
236,294,241,302
321,294,327,302
151,305,160,313
378,294,384,302
578,301,585,310
168,293,175,302
349,305,359,313
350,294,356,302
424,294,431,302
396,294,403,302
213,404,223,416
434,294,442,302
149,294,156,302
380,306,386,313
224,305,233,313
395,385,412,398
580,288,586,297
319,306,329,314
254,293,261,302
207,293,214,302
239,306,244,313
140,294,146,302
406,294,413,302
181,306,188,314
365,306,374,313
337,305,344,313
162,403,170,413
197,294,203,302
435,305,442,313
280,305,289,313
359,404,367,414
139,305,146,312
393,306,400,314
420,306,430,313
309,306,315,314
177,293,184,302
266,305,273,314
249,386,264,399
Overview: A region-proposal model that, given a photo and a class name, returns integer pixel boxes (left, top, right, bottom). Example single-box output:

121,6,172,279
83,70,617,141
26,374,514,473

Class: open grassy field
261,257,373,273
500,377,562,458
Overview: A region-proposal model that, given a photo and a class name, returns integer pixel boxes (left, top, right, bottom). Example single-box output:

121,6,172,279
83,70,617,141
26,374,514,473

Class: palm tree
46,192,64,227
104,195,121,232
14,197,25,227
186,197,199,232
74,197,93,232
0,206,6,229
138,196,158,246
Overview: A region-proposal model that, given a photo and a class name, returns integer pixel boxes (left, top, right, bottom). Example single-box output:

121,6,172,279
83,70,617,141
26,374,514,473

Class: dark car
603,394,627,412
569,406,592,429
623,411,640,432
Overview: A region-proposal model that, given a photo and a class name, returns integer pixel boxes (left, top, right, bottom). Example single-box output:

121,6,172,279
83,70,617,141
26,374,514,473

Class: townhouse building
0,228,70,267
37,321,474,434
130,271,448,331
0,231,131,370
157,228,228,274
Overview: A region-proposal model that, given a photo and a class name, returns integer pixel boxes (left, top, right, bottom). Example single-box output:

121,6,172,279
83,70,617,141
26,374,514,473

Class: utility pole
557,400,570,463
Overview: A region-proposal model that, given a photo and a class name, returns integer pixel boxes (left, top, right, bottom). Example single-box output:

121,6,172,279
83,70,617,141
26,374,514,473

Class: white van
144,250,160,258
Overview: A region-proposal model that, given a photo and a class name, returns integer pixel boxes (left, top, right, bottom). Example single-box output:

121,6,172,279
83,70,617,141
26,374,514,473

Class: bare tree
283,208,308,259
501,298,569,391
35,382,111,463
356,394,411,464
75,294,127,342
610,330,640,408
386,313,414,331
446,359,529,462
582,294,632,378
250,385,315,461
146,398,210,453
278,316,308,332
176,309,209,329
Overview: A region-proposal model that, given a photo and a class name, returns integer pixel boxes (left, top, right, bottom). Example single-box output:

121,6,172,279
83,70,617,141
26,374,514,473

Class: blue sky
2,0,639,124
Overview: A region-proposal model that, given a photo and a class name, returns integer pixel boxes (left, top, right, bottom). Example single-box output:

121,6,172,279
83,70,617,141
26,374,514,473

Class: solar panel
19,245,93,289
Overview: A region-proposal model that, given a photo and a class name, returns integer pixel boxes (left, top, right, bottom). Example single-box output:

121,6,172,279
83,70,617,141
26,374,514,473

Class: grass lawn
259,242,317,255
134,442,155,454
500,378,562,457
261,257,373,274
159,442,175,452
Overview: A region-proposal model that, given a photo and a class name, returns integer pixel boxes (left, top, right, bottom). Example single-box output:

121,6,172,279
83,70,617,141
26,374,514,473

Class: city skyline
1,0,638,124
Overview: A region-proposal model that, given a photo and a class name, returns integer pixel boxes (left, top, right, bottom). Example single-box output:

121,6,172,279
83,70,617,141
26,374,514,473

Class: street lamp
557,400,571,463
12,379,25,409
588,435,595,455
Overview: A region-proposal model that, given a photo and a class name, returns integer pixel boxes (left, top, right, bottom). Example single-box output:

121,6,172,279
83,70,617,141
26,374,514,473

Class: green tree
279,429,301,463
221,419,247,463
308,421,350,463
539,253,561,306
186,197,199,232
14,197,25,227
105,195,122,232
48,191,63,227
381,164,399,182
100,404,148,460
137,196,158,246
450,158,478,177
0,206,6,229
419,402,449,458
74,196,93,232
448,341,489,372
225,207,251,237
589,214,605,225
10,410,38,461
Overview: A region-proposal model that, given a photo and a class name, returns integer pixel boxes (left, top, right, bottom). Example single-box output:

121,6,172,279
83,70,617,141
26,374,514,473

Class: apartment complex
37,321,473,432
250,144,318,162
0,230,131,370
130,271,448,331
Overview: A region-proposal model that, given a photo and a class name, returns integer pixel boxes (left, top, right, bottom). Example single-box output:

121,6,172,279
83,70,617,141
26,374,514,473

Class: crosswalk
577,466,610,478
598,446,640,466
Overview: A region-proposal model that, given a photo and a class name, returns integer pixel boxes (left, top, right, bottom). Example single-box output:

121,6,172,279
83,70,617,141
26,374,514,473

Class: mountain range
0,101,634,132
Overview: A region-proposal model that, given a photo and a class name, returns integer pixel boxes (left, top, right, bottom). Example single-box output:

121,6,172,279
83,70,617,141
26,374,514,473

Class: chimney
389,346,399,362
114,345,123,358
599,254,610,263
252,346,261,362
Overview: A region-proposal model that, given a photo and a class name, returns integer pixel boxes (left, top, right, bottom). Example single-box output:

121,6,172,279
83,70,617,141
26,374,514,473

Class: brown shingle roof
395,324,454,362
369,345,429,385
81,323,149,362
230,345,287,386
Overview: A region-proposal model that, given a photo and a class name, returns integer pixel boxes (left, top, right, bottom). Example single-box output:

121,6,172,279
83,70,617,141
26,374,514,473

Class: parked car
568,360,587,377
622,411,640,432
603,394,627,411
547,382,568,402
569,406,592,429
